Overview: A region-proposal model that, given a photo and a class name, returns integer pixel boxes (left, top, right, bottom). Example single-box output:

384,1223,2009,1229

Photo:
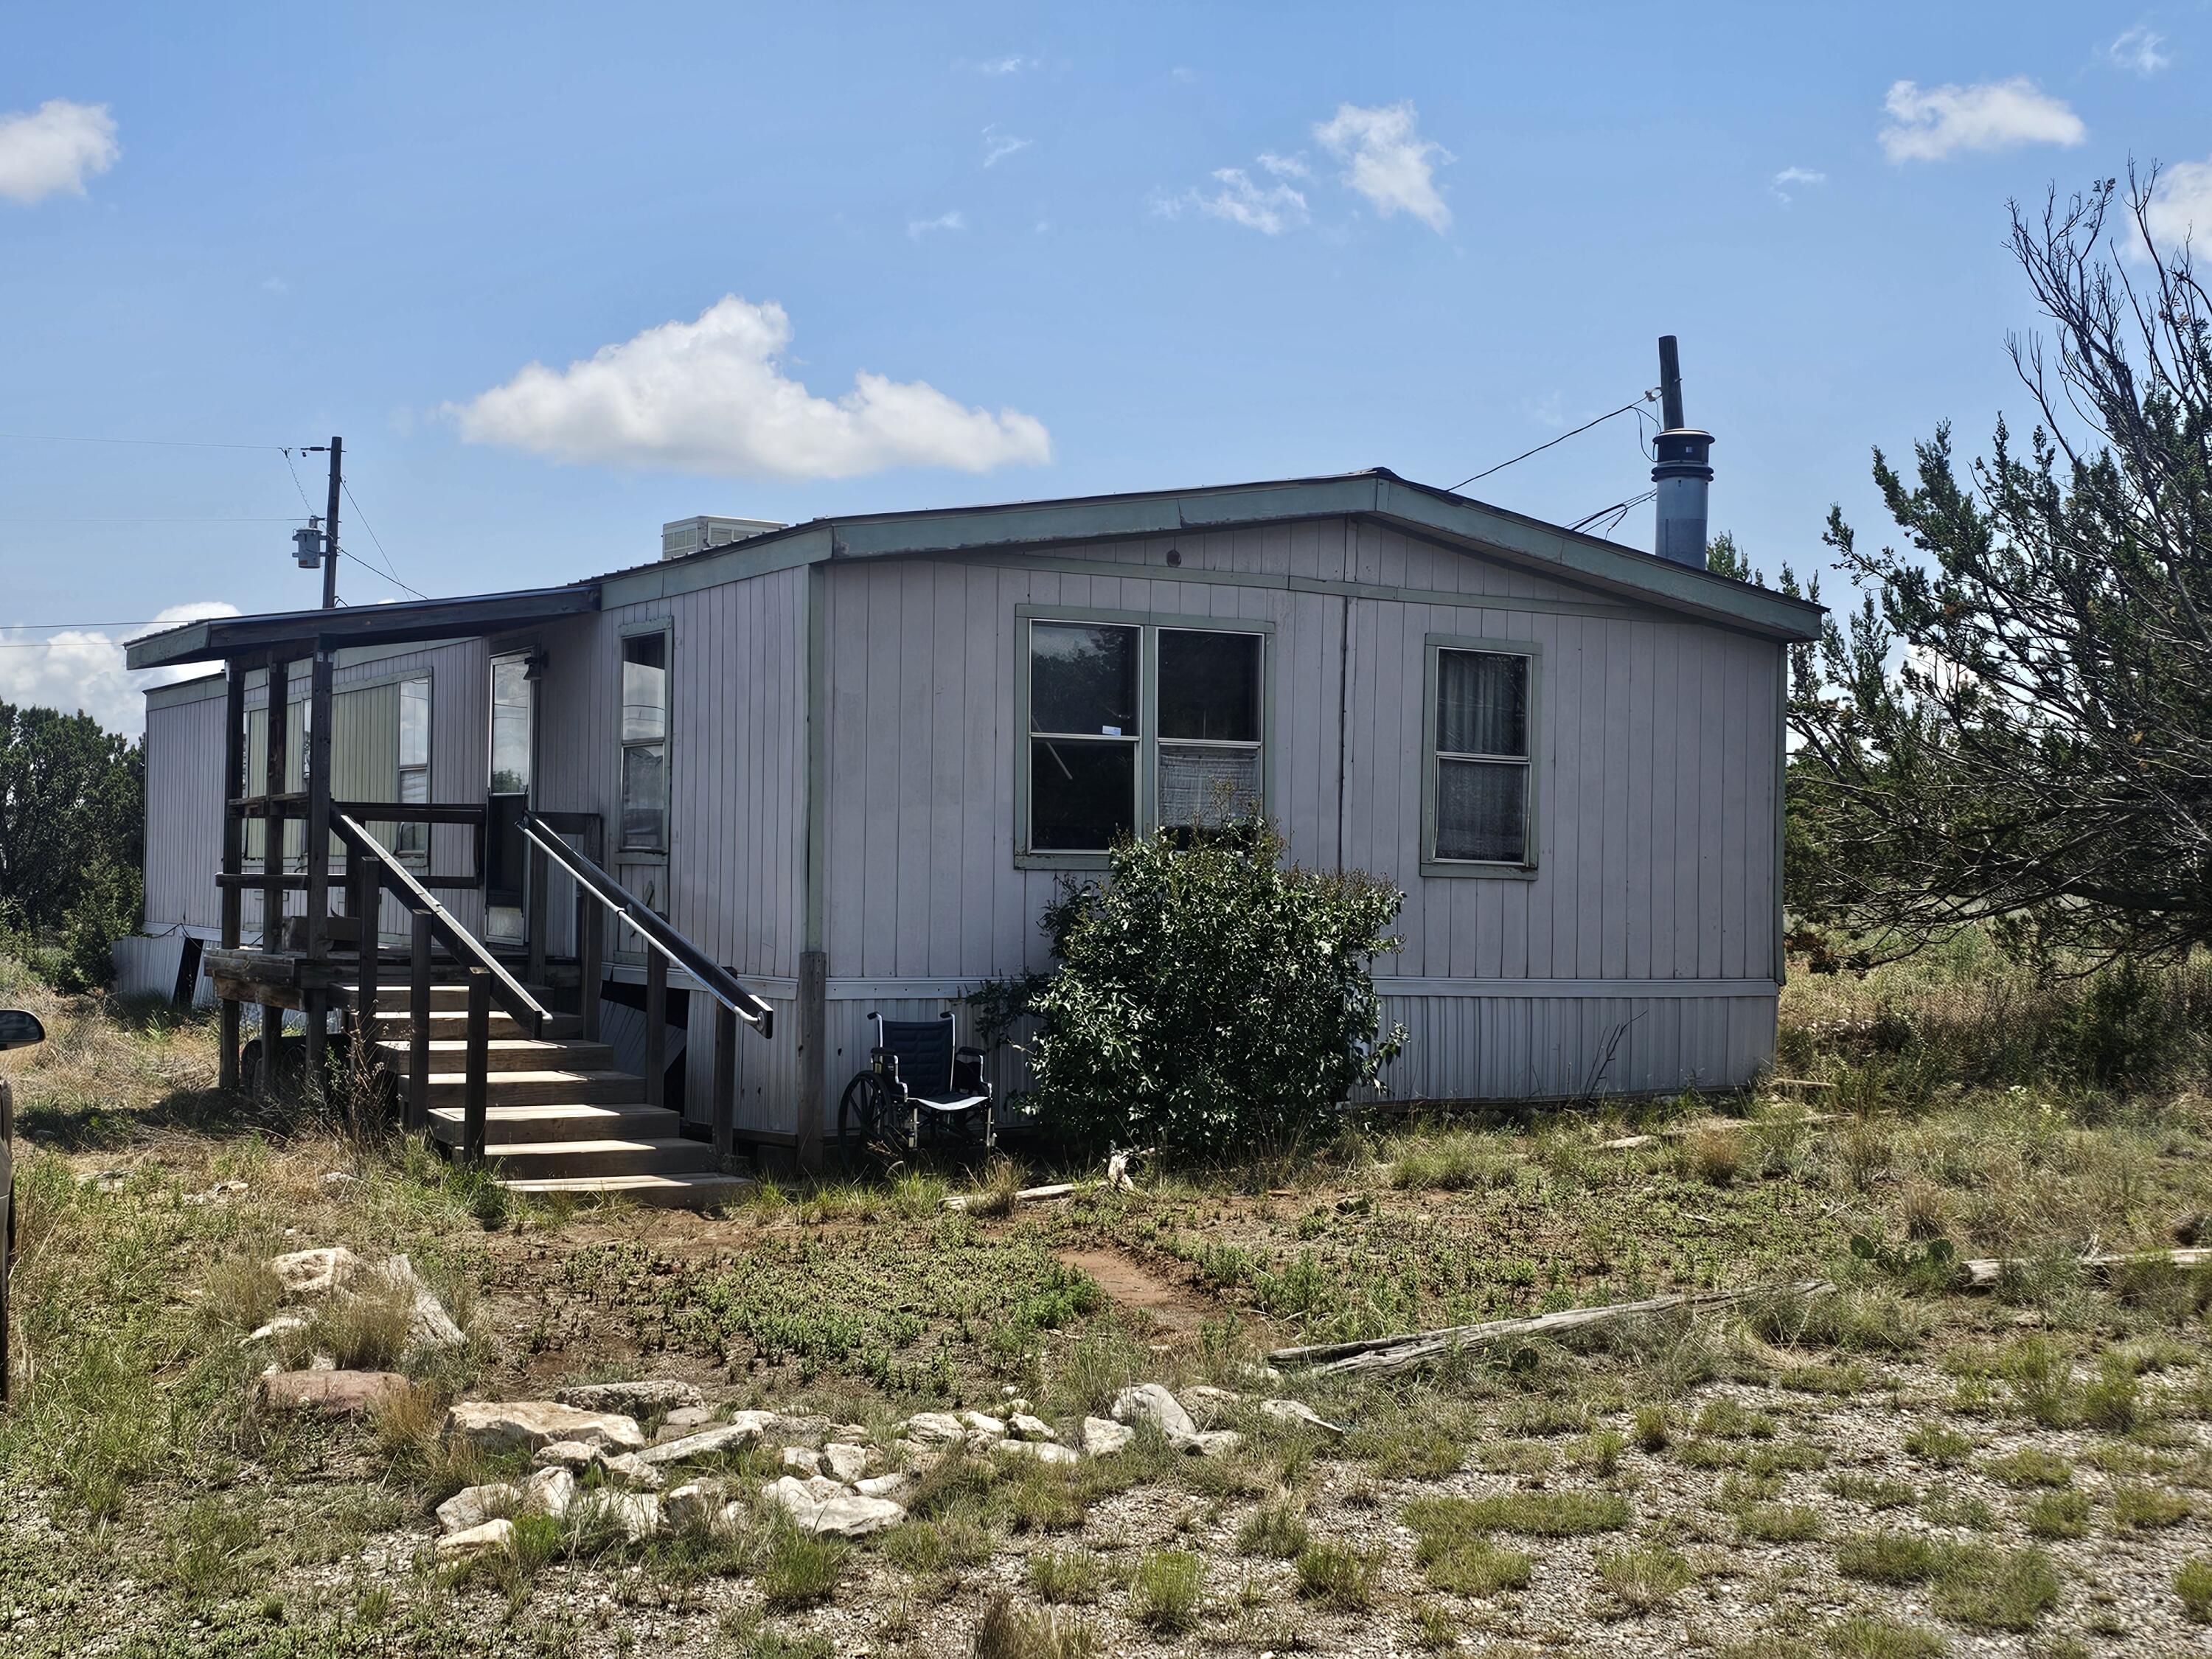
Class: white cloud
0,98,119,206
973,54,1033,76
444,295,1051,480
1770,164,1827,204
0,602,241,734
2140,158,2212,255
1153,167,1310,235
1878,78,2084,164
907,209,967,239
261,275,290,296
2103,25,2168,77
1169,66,1198,84
981,126,1032,168
1312,101,1452,232
1256,151,1309,180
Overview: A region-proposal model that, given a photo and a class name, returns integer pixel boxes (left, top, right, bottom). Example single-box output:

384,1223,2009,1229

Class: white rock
598,1452,665,1490
664,1479,728,1529
636,1411,785,1467
1186,1429,1245,1458
855,1472,914,1500
1111,1383,1197,1441
364,1256,466,1352
435,1518,514,1560
1179,1385,1242,1426
959,1411,1008,1439
661,1405,714,1431
240,1312,310,1348
268,1246,361,1298
810,1492,908,1539
1009,1413,1056,1442
445,1399,646,1453
436,1482,518,1534
994,1439,1080,1466
553,1380,704,1415
1259,1399,1345,1438
584,1490,662,1541
520,1465,576,1520
823,1442,871,1483
899,1411,967,1447
781,1446,824,1477
1080,1417,1134,1457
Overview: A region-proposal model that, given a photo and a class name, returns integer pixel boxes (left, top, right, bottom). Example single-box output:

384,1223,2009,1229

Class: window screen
1157,629,1262,829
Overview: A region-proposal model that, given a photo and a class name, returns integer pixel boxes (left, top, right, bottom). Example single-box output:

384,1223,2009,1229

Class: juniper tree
1792,169,2212,962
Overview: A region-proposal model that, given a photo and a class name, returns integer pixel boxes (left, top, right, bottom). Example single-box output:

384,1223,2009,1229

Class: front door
485,651,535,944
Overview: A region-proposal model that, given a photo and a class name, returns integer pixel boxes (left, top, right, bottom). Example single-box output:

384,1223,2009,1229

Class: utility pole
302,436,342,608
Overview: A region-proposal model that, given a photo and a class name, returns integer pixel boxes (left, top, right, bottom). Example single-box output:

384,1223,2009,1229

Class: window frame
617,620,673,855
1420,633,1541,880
395,673,432,865
1014,605,1276,870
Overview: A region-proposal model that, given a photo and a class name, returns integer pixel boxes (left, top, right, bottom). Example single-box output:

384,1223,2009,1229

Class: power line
340,478,412,595
0,619,182,629
1569,487,1657,538
1447,387,1660,493
0,431,288,453
0,515,305,524
336,542,429,602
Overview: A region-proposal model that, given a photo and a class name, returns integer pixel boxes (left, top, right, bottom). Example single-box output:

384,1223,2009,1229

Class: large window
1023,616,1267,858
395,676,430,861
1157,628,1262,832
619,630,669,852
1429,645,1533,867
1028,622,1138,852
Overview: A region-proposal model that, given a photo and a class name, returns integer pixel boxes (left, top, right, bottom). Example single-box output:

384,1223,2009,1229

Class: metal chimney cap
1652,428,1714,481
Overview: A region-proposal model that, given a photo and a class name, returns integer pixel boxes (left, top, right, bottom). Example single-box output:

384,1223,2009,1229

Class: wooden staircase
358,980,754,1208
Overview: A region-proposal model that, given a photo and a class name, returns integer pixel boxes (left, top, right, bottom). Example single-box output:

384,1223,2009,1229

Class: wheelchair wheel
838,1074,897,1169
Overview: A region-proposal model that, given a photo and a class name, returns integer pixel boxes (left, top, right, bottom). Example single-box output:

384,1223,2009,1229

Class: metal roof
128,470,1823,676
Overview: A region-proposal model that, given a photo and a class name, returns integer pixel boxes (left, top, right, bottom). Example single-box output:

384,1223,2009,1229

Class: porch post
796,950,826,1172
217,661,247,1093
643,950,667,1112
259,659,291,1096
712,1001,737,1167
302,647,335,1093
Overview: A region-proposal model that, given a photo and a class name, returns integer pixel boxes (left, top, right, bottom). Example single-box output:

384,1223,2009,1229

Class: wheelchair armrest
952,1046,989,1096
870,1047,906,1092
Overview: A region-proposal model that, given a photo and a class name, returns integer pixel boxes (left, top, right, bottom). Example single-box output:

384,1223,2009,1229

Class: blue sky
1,1,2203,728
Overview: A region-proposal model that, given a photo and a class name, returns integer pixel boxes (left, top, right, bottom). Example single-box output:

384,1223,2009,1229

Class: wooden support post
304,650,334,959
463,970,490,1164
352,851,380,1037
796,948,826,1172
578,818,605,1043
525,838,549,990
218,664,247,1093
643,950,667,1112
258,1002,282,1097
301,989,327,1102
713,1001,737,1167
261,659,290,959
407,912,433,1132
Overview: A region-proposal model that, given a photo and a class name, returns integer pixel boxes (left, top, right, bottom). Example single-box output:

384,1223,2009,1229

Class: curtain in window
1436,650,1527,757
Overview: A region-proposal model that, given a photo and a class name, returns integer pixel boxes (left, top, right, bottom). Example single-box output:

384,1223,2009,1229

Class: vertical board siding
142,685,229,932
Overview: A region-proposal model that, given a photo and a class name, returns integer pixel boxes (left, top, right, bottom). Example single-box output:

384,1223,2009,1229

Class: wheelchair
836,1009,994,1164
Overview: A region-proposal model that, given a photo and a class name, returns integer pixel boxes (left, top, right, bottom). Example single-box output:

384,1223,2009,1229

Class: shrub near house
1023,817,1404,1159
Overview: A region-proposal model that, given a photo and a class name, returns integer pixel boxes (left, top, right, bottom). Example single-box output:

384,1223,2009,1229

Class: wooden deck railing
520,813,774,1164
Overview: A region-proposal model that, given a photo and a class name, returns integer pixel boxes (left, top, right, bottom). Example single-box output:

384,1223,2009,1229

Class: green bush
1023,817,1403,1158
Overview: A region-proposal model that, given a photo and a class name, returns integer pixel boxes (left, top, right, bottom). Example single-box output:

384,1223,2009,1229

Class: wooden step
369,1008,582,1042
427,1102,686,1146
375,1037,615,1076
420,1069,645,1109
356,981,558,1016
485,1137,719,1179
493,1171,759,1209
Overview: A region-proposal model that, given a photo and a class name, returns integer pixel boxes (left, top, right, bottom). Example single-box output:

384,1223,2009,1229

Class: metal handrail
519,813,774,1037
335,813,549,1038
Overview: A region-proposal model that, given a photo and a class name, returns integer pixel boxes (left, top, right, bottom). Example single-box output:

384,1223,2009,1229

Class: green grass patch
1927,1545,2060,1632
1593,1545,1695,1615
1294,1542,1379,1610
1128,1549,1203,1634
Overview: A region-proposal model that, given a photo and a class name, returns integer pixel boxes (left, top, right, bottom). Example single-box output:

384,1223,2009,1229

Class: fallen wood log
942,1182,1077,1212
1958,1246,2212,1290
1599,1112,1848,1152
1270,1280,1834,1377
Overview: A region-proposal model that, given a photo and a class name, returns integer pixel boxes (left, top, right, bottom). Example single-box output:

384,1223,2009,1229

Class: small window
396,677,430,861
1029,622,1138,851
619,633,669,851
1157,628,1262,830
1432,649,1531,864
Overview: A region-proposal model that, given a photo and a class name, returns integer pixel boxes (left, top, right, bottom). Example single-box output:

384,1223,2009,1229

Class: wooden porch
131,591,782,1205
